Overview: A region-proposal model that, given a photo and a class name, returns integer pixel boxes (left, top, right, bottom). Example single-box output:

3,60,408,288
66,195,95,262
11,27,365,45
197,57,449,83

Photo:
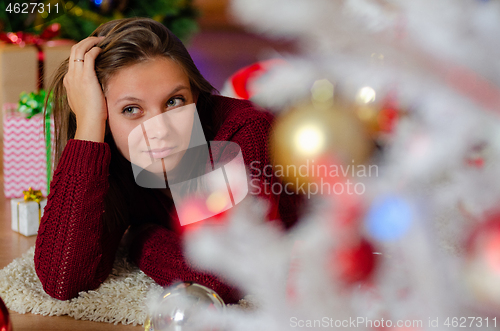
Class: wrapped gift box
0,44,38,110
41,40,75,82
11,197,47,236
3,103,54,198
0,40,73,137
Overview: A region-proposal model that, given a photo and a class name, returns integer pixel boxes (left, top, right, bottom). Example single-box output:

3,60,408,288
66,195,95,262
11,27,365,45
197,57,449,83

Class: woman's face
106,57,198,174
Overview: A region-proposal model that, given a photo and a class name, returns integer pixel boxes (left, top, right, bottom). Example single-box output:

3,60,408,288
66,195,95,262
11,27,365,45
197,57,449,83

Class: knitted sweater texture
34,95,301,304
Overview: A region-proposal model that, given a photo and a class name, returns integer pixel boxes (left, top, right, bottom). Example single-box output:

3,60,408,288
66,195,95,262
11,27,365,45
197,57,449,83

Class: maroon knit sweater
34,95,301,304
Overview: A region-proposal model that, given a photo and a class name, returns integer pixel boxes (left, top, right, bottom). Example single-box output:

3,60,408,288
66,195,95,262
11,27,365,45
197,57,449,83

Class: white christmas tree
150,1,500,330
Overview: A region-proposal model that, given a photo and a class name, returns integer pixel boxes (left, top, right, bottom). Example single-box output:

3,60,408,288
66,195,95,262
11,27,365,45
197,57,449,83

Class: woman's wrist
74,118,107,143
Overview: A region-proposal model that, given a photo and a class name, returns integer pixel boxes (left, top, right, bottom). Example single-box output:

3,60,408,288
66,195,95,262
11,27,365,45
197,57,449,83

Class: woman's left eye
122,106,141,116
167,97,185,108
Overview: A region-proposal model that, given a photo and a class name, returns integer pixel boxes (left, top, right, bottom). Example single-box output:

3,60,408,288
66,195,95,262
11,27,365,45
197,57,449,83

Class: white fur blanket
0,246,156,326
0,247,253,326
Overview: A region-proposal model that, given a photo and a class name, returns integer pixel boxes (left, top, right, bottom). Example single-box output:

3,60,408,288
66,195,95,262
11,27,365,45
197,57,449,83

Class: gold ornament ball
271,101,373,188
355,104,381,136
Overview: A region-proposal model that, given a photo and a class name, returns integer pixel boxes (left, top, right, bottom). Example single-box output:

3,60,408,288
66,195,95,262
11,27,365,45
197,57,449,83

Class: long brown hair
45,18,218,231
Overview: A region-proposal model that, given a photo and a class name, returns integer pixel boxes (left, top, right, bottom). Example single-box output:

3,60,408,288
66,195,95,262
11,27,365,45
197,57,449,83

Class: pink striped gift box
3,103,54,198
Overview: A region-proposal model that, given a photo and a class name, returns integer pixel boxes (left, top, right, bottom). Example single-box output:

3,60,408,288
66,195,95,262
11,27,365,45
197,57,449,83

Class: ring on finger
74,59,84,62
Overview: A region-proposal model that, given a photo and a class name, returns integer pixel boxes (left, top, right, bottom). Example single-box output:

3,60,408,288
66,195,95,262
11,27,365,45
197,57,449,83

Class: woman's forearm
34,139,125,300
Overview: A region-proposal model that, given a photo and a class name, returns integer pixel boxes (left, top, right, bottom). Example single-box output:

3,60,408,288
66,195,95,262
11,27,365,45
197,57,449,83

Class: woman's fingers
83,46,102,74
68,36,105,72
69,36,104,60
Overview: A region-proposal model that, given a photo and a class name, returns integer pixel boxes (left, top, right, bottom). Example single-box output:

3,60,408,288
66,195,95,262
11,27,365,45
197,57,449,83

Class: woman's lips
146,147,175,159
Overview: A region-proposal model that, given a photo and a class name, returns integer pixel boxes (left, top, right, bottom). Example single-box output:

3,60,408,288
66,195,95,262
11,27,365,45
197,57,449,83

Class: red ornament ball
328,237,377,285
378,105,399,133
464,213,500,305
466,214,500,274
0,296,12,331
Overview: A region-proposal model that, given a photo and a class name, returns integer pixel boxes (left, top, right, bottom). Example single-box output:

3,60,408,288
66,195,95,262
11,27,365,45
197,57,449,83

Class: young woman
34,17,301,304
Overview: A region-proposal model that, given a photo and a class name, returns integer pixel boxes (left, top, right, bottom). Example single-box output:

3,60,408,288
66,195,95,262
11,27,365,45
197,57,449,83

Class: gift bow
0,23,60,47
18,90,53,119
17,188,44,230
23,188,43,203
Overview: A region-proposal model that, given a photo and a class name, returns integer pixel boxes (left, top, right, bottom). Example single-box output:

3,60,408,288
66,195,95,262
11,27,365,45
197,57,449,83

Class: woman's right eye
122,106,141,116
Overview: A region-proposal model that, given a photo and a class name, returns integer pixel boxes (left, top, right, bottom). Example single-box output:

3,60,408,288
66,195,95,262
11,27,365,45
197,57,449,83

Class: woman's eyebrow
114,85,190,106
168,85,190,95
115,96,143,105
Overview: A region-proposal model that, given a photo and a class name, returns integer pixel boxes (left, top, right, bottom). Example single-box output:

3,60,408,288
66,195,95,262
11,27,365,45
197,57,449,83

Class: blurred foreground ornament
146,282,225,331
328,237,377,285
174,196,231,234
464,214,500,306
0,296,12,331
271,79,373,190
221,59,287,100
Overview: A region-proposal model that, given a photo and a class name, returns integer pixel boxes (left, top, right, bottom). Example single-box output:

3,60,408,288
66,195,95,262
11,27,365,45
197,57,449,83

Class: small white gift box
11,197,47,236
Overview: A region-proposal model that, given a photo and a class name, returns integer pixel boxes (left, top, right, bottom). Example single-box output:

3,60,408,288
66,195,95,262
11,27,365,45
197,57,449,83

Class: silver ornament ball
147,282,225,331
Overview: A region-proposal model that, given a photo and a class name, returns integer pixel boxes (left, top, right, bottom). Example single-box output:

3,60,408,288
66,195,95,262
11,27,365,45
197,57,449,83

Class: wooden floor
0,183,145,330
0,27,295,330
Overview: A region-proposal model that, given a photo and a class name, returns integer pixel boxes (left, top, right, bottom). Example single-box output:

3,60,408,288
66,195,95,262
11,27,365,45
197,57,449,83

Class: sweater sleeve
34,139,127,301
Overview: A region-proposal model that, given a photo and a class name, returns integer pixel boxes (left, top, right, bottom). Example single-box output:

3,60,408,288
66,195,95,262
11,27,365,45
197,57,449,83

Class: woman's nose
143,111,170,141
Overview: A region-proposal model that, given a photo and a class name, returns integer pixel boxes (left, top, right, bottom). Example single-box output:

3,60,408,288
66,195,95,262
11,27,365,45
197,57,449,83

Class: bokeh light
294,124,326,156
206,191,229,214
356,86,376,104
365,196,413,241
311,79,334,104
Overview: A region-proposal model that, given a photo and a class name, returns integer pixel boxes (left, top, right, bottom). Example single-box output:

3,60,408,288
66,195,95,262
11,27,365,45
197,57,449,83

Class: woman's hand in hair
64,36,107,143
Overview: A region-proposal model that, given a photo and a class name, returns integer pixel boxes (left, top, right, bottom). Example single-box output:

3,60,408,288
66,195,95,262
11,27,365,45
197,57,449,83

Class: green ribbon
17,90,53,195
45,110,52,195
